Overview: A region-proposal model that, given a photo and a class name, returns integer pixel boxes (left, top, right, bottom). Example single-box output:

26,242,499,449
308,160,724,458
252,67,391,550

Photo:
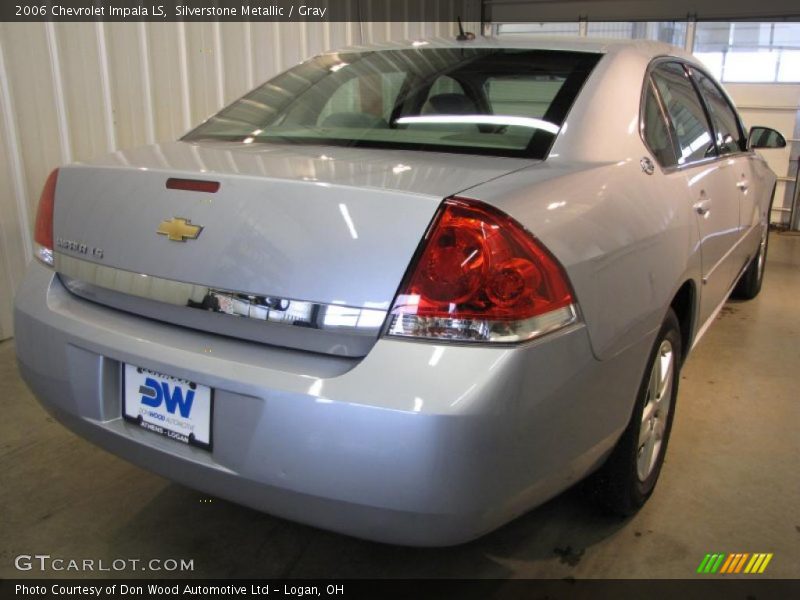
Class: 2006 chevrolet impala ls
14,37,785,545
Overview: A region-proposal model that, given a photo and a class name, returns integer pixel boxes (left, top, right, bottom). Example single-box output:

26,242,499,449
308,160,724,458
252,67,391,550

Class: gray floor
2,234,799,580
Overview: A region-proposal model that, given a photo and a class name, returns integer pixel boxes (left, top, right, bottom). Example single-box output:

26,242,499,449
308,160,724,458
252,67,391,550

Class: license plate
122,364,213,450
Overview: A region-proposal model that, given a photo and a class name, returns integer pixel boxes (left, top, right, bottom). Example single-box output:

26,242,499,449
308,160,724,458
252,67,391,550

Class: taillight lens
387,197,578,343
34,168,59,266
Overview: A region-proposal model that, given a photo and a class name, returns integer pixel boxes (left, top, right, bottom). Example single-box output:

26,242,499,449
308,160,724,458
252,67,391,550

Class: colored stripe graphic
744,554,760,573
719,554,735,574
710,553,725,573
734,553,749,573
758,553,773,573
697,554,712,573
701,553,774,575
720,553,738,574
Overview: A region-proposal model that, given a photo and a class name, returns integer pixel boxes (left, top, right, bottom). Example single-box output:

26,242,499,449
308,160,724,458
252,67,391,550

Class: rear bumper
14,261,644,545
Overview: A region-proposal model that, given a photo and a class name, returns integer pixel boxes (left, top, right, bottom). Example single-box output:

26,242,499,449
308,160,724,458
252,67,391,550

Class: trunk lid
53,141,533,356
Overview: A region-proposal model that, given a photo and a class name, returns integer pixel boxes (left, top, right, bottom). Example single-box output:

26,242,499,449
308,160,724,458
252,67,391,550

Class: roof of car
326,35,693,60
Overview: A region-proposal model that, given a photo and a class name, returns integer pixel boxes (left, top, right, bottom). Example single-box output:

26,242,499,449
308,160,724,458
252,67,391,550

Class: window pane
586,22,634,39
642,79,677,167
653,22,688,47
773,23,800,48
484,76,565,118
723,51,778,82
319,78,361,122
186,49,601,159
587,21,686,46
381,72,406,119
651,63,716,165
694,52,724,80
319,71,408,124
694,22,800,82
426,76,464,99
729,22,774,47
690,68,744,154
694,22,731,52
778,50,800,82
496,22,581,37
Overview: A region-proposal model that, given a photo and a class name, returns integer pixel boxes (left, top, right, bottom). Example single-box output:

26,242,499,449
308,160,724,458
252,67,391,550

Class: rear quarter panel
467,159,701,363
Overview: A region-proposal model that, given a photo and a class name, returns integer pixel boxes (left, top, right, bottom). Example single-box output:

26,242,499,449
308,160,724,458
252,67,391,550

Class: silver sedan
14,37,784,545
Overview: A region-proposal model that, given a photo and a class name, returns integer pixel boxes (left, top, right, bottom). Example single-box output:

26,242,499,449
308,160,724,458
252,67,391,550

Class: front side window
185,48,601,159
689,68,746,155
651,62,716,165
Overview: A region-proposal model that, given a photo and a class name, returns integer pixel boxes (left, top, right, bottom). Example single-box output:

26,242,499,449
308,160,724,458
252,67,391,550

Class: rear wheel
732,226,769,300
591,309,682,516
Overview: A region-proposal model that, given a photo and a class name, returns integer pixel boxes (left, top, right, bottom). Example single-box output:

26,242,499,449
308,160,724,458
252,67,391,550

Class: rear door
687,66,759,272
650,61,740,326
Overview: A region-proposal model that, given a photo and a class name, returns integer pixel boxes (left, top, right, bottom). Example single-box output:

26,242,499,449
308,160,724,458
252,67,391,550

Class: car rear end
14,42,634,545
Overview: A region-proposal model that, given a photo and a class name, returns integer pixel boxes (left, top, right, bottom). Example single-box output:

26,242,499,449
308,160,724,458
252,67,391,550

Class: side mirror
748,126,786,149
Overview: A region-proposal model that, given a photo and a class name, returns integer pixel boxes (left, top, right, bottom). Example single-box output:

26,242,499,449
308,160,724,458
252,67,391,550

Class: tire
591,309,682,516
732,226,769,300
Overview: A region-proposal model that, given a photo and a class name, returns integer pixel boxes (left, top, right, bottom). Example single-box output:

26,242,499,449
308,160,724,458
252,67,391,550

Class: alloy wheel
637,340,674,481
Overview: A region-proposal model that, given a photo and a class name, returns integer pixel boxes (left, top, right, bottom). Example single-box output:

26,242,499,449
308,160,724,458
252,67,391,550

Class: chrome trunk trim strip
55,253,387,356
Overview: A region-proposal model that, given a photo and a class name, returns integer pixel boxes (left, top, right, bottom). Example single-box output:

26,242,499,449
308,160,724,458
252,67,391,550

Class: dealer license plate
122,364,213,450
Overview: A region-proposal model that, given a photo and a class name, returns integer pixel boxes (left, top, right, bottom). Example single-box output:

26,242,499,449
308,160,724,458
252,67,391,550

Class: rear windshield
184,48,601,159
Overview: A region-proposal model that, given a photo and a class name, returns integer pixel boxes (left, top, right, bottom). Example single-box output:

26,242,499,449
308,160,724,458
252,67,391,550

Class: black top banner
3,0,482,22
4,0,800,23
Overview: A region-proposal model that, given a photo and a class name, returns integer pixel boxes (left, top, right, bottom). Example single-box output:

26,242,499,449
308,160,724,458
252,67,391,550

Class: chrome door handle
694,200,711,216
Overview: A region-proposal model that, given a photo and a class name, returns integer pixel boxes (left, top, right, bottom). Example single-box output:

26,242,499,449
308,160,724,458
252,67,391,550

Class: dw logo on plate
138,378,195,418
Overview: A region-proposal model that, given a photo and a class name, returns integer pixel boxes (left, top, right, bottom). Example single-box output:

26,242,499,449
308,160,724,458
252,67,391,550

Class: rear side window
642,78,678,167
651,62,716,165
689,68,745,155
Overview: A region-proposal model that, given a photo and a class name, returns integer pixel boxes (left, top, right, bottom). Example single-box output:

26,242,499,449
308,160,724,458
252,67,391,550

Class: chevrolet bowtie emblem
157,218,203,242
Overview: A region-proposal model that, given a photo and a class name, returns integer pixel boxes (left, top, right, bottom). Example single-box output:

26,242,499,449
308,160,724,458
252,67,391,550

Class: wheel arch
669,279,697,364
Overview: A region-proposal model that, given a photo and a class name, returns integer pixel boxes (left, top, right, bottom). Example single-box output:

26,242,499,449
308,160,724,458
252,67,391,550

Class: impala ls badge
157,218,203,242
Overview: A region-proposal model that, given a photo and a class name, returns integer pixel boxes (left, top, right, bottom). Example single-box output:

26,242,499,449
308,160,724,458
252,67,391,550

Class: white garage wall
725,84,800,224
0,20,469,340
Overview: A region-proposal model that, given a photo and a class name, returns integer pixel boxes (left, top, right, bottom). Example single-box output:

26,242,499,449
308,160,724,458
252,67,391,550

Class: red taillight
34,168,59,266
388,197,577,343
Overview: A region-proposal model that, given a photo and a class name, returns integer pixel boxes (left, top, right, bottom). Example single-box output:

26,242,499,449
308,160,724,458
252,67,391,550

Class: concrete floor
2,234,799,580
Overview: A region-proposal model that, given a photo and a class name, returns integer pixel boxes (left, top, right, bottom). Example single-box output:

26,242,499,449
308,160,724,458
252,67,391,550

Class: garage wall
725,84,800,224
0,20,470,340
